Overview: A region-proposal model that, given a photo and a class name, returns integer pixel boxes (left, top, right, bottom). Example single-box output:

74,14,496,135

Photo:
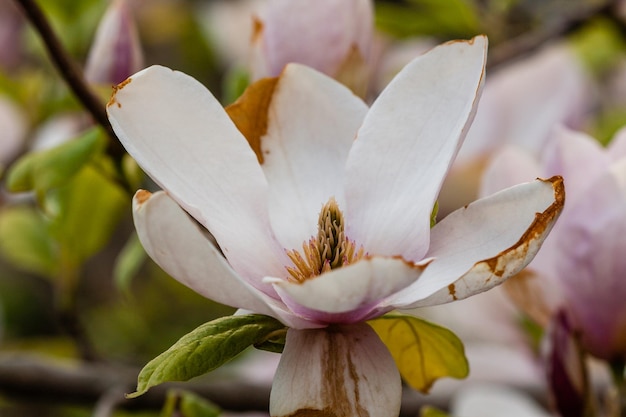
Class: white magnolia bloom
107,36,563,416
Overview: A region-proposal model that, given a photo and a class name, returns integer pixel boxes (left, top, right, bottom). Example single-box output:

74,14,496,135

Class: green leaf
129,314,286,398
46,164,129,264
6,127,106,193
222,66,250,105
160,389,221,417
369,314,469,393
375,0,480,39
0,206,58,278
113,232,147,294
254,327,287,353
570,18,626,76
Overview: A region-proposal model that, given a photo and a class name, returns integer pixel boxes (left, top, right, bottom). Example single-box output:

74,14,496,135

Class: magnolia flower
439,42,593,213
482,126,626,362
107,36,564,416
85,0,143,85
249,0,373,95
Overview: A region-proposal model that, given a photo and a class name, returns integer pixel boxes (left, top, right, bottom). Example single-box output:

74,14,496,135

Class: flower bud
250,0,373,95
85,0,144,85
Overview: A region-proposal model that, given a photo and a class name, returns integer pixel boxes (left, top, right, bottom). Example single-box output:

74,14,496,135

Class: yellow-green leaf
6,127,106,193
45,164,128,264
421,406,450,417
0,206,58,278
369,314,469,393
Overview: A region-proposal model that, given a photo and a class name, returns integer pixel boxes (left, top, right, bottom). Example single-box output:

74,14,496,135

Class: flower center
286,197,364,283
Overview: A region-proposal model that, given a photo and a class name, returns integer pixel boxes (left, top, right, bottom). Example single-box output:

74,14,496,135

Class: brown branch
0,353,460,415
13,0,125,158
488,0,620,70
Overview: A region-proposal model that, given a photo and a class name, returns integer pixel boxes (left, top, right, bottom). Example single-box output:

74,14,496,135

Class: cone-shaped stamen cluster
286,197,364,283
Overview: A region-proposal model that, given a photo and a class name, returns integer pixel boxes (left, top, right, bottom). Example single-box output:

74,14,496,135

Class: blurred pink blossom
249,0,373,94
482,126,626,362
439,42,595,213
85,0,144,85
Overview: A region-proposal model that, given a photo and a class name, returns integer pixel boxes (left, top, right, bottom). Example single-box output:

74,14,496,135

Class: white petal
345,36,487,261
266,256,427,322
107,66,290,282
389,176,564,308
261,64,368,250
132,190,318,330
270,323,401,417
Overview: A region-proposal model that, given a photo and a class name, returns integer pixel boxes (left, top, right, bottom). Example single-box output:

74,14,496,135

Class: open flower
107,36,563,416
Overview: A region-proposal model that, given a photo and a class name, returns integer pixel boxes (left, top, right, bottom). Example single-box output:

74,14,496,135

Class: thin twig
488,0,620,69
13,0,125,158
0,353,478,415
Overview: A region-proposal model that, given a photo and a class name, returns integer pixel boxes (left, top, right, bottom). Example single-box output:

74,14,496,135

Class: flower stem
13,0,124,158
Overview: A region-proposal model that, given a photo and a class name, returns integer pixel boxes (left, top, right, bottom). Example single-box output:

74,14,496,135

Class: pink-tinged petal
554,163,626,360
543,126,609,204
345,36,487,261
266,256,427,323
389,176,564,308
251,0,373,80
85,0,143,85
132,190,318,330
260,64,368,250
608,125,626,161
479,145,541,197
270,323,401,417
480,147,565,322
107,66,290,285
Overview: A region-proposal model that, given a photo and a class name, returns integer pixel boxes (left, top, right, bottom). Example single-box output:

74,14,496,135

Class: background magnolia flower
84,0,144,85
249,0,373,95
438,42,594,213
107,36,563,416
482,126,626,362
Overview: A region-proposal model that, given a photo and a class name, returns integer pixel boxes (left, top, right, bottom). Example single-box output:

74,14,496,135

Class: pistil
286,198,364,283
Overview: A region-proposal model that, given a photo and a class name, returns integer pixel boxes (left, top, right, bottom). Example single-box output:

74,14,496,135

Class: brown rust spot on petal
225,76,279,164
107,77,133,108
251,16,264,43
448,283,457,300
284,327,370,417
134,189,152,206
483,176,565,277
